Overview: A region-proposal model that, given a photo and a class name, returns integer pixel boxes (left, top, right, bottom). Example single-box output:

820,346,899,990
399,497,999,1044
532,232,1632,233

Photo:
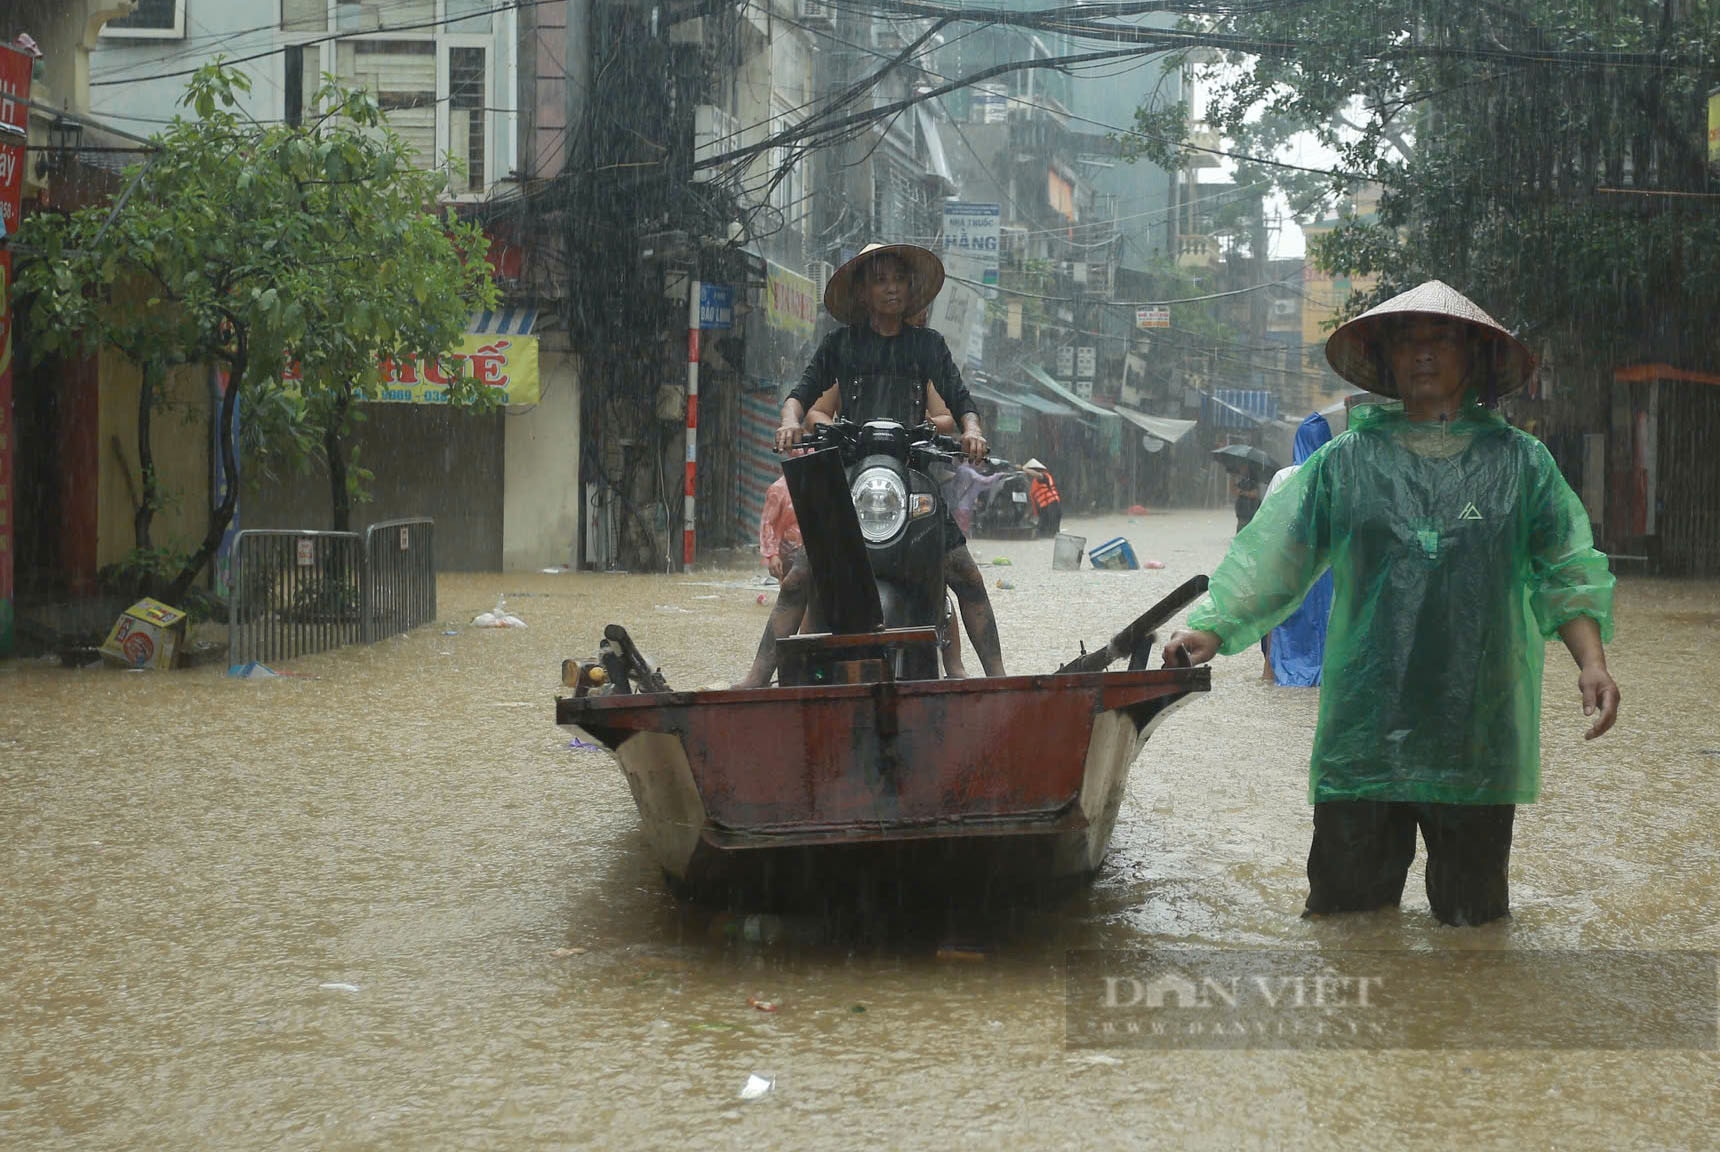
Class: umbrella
1211,444,1277,477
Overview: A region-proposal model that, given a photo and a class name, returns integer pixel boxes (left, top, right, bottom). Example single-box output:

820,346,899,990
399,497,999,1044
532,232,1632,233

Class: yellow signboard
285,334,540,405
1709,88,1720,167
765,261,816,340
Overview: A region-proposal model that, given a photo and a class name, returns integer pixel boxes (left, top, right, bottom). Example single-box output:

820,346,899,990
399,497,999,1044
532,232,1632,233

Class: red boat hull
558,668,1208,896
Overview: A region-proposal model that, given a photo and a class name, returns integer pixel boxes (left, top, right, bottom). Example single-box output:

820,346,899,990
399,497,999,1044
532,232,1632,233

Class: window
102,0,186,39
283,0,490,34
337,41,437,161
447,47,486,193
282,0,328,32
286,2,502,197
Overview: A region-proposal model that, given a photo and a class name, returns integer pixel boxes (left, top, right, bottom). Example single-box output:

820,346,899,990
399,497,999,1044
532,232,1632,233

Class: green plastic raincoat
1187,401,1614,805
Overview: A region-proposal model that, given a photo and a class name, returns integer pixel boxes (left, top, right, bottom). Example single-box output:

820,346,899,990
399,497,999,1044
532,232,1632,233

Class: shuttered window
336,40,436,162
336,0,436,33
281,0,327,32
283,4,501,197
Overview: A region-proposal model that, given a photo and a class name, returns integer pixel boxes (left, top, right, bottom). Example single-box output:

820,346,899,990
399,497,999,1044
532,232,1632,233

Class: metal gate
229,519,437,664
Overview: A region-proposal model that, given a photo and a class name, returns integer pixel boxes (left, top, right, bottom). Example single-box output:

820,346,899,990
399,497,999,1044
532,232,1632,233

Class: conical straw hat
1324,280,1536,397
823,242,946,326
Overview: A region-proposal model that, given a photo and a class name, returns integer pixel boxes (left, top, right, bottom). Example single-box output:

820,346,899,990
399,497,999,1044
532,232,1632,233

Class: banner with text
0,44,33,656
764,261,816,341
284,335,540,406
941,202,1001,286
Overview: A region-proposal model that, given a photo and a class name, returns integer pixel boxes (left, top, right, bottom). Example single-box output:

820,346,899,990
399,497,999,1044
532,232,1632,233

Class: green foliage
15,62,499,598
1191,0,1720,366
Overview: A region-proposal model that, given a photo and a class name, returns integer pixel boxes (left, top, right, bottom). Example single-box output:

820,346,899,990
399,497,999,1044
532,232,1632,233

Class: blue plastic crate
1089,537,1139,570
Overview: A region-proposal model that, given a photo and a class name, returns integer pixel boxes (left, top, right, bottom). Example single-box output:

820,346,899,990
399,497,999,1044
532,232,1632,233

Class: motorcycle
779,417,964,683
970,463,1036,540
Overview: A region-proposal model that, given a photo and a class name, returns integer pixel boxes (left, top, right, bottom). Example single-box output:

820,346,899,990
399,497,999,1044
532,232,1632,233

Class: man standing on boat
737,242,1005,688
1162,281,1620,926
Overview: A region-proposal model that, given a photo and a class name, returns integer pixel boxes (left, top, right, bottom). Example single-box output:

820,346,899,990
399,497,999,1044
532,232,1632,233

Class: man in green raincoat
1162,281,1621,926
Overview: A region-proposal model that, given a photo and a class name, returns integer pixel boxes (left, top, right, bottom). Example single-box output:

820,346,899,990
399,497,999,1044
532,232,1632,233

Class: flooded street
4,509,1716,1149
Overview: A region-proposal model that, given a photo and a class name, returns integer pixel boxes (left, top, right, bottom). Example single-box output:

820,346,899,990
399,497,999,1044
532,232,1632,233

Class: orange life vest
1028,471,1059,510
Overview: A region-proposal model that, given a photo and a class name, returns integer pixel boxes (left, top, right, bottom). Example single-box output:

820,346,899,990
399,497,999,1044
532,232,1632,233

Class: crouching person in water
737,242,1005,688
1162,281,1619,927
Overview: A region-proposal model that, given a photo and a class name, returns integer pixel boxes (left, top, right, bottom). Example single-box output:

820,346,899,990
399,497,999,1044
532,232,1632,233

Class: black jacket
786,324,977,423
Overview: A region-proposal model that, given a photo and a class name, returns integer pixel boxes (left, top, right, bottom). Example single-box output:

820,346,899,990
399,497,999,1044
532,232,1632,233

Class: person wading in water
1162,281,1620,926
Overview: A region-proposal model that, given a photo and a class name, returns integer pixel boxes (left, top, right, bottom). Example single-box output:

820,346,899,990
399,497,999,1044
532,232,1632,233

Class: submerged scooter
971,463,1035,539
778,417,964,684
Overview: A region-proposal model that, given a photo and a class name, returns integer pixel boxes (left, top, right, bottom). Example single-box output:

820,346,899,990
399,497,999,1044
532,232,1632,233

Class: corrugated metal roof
1202,387,1277,427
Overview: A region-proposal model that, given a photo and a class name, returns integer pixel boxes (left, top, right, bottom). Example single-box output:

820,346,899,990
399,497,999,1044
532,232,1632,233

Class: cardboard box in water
101,598,188,669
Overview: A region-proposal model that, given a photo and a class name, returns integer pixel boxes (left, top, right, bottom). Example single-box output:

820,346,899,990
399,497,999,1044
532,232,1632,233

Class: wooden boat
557,574,1211,903
558,664,1208,900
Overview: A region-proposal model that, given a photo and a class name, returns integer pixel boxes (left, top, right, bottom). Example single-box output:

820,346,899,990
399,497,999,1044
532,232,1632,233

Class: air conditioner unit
807,259,836,296
797,0,835,29
1270,299,1297,318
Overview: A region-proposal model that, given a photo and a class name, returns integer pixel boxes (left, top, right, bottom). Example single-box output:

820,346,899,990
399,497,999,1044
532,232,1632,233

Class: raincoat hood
1292,413,1333,464
1325,280,1536,398
823,242,946,326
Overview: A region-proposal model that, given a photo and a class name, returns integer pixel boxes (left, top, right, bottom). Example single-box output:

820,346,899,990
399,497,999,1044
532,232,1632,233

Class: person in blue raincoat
1263,413,1335,686
1162,281,1621,927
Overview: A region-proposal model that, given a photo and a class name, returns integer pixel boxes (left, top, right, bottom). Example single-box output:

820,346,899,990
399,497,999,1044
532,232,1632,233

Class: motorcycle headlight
851,466,908,542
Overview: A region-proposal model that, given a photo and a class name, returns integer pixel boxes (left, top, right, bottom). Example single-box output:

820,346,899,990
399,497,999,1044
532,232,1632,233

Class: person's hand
1577,663,1620,740
774,423,804,453
1161,629,1221,668
960,428,988,463
766,554,786,580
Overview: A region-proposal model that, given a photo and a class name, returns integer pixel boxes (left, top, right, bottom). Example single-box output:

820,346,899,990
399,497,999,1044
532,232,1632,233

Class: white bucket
1052,533,1085,571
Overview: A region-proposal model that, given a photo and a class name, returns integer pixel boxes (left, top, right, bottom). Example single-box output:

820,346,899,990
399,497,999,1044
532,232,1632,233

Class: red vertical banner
0,45,35,655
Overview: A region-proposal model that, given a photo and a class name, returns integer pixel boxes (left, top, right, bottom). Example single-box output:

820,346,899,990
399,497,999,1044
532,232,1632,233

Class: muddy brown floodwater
3,509,1716,1149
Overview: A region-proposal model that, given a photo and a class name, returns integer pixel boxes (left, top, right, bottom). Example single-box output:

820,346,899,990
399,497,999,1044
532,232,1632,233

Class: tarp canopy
1116,407,1197,444
1018,362,1117,419
915,105,956,194
977,377,1078,417
967,380,1025,416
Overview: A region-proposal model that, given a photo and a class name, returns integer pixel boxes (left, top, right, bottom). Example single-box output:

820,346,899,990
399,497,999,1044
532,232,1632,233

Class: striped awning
468,305,538,336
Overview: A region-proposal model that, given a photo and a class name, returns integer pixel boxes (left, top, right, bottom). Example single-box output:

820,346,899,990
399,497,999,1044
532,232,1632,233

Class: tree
1180,1,1720,376
16,63,498,602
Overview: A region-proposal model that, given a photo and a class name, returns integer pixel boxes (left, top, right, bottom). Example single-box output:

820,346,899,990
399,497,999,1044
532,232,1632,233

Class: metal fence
362,518,437,642
228,519,436,664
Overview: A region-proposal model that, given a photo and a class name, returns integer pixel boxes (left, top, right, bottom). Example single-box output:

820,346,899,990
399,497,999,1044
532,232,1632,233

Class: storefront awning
1001,387,1078,417
967,380,1025,416
468,305,538,336
1019,361,1118,420
1115,407,1197,444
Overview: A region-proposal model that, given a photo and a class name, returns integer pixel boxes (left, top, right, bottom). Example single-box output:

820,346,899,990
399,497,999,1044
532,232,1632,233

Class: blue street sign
699,283,734,329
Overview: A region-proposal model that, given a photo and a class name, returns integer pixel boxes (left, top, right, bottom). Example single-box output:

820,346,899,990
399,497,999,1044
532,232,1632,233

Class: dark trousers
1305,801,1516,927
1035,501,1062,538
